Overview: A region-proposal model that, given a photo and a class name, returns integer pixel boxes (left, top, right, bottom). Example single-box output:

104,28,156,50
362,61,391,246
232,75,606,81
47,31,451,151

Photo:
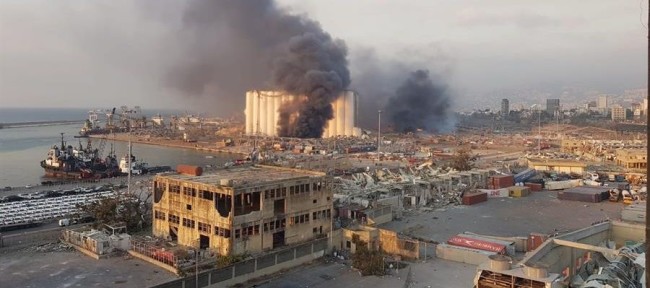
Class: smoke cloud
169,0,349,137
350,48,454,132
273,33,350,138
384,70,451,133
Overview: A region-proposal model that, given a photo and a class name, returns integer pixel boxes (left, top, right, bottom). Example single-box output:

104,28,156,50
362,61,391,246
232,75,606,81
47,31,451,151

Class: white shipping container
479,188,509,198
545,179,582,190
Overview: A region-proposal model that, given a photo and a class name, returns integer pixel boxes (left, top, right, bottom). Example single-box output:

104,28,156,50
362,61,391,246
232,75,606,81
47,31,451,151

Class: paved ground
381,190,623,244
0,189,627,288
0,248,176,288
252,258,477,288
249,190,625,288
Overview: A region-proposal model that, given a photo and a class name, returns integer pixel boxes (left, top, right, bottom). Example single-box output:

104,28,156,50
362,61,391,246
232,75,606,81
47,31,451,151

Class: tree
450,148,477,171
351,235,385,276
77,183,152,231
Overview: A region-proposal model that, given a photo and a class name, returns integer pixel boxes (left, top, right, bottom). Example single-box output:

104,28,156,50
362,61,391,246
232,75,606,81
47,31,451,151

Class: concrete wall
151,238,329,288
0,228,61,248
609,221,645,247
379,229,419,260
435,243,495,265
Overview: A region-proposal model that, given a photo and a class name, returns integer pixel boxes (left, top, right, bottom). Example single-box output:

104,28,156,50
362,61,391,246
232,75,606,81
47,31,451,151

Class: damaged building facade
152,165,332,256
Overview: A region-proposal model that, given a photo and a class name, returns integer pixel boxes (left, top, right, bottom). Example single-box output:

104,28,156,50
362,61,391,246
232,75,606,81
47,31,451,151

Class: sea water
0,108,234,187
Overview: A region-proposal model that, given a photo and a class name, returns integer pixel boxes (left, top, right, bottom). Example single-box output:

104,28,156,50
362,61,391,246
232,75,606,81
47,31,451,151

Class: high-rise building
597,95,608,109
152,165,333,255
611,105,626,121
500,99,509,116
546,99,560,115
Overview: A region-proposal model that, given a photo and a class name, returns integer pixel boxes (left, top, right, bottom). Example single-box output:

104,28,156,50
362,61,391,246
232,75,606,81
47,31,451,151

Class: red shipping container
176,165,203,176
447,235,506,253
524,182,542,191
490,175,514,189
527,233,548,252
462,191,487,205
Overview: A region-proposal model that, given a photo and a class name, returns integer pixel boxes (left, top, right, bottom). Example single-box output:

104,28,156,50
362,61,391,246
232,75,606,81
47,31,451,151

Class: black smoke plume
384,70,451,133
169,0,349,137
273,34,350,138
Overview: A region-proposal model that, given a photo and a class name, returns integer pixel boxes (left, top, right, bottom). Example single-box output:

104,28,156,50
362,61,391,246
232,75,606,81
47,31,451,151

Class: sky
0,0,647,114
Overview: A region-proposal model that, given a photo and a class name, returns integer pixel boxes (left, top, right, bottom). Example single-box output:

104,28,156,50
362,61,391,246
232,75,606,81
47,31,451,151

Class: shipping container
489,175,514,189
514,168,536,183
459,233,516,256
527,233,548,252
557,187,609,203
524,182,543,192
545,179,582,190
176,165,203,176
447,235,506,254
479,188,509,198
462,191,488,205
508,186,530,198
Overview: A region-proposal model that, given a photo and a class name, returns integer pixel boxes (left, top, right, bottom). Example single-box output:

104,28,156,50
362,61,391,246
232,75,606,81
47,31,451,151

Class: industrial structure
473,221,645,288
245,90,361,138
152,165,333,256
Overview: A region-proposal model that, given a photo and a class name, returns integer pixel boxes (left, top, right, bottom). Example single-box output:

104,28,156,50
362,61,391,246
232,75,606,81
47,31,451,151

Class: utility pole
377,110,382,154
195,238,200,288
645,1,650,286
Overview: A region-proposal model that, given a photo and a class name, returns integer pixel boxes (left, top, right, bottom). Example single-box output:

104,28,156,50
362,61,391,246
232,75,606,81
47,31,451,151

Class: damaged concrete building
152,165,332,256
473,221,646,288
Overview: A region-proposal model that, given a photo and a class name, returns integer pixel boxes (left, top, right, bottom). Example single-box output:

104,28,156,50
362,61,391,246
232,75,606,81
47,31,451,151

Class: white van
58,218,70,226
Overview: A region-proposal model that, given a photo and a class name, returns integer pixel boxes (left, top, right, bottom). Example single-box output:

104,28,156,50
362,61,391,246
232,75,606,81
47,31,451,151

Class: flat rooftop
527,158,587,167
157,165,325,188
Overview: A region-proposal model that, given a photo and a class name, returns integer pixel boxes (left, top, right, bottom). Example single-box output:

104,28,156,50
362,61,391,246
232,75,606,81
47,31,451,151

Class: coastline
0,120,82,129
88,133,249,157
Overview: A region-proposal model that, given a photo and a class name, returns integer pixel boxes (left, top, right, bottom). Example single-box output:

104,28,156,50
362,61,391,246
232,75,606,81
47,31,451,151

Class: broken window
153,181,164,203
214,193,232,218
199,190,213,201
234,191,261,216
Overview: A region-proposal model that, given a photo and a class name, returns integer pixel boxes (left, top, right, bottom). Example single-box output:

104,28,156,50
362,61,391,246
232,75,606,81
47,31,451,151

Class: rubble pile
332,164,488,210
31,242,73,253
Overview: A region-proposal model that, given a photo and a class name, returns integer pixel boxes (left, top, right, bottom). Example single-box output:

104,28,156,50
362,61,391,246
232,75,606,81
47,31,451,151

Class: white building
245,90,361,138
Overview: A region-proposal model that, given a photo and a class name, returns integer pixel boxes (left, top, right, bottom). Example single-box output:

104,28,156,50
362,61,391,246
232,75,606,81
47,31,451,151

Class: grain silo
245,90,360,138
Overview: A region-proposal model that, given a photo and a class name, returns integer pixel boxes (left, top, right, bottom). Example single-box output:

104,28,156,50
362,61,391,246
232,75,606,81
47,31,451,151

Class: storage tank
245,92,253,134
487,254,511,271
245,90,359,138
344,91,354,135
251,91,259,134
336,95,345,136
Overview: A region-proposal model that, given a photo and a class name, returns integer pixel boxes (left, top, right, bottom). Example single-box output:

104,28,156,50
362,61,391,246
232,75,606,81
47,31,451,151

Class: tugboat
119,153,148,175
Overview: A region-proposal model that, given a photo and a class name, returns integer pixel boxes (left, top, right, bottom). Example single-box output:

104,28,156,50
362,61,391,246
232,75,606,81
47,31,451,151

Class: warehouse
152,165,333,256
527,158,587,174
